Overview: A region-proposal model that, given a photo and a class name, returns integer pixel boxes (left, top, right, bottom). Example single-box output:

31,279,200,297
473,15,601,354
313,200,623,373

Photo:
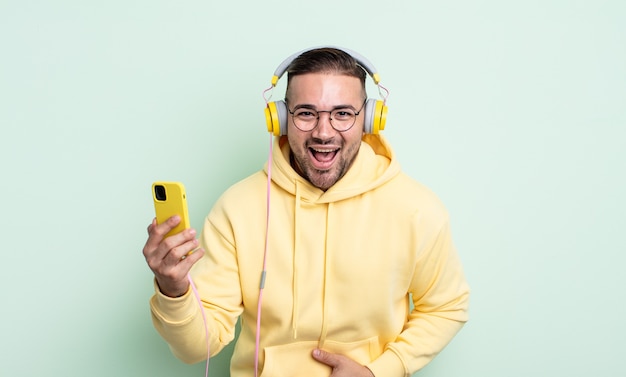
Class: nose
312,111,335,138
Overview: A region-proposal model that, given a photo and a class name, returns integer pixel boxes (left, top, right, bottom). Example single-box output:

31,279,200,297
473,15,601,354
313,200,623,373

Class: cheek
287,132,307,157
340,135,363,164
344,128,364,149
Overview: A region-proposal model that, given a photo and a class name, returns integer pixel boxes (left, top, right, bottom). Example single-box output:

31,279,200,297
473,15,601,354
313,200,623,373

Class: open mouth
309,146,339,169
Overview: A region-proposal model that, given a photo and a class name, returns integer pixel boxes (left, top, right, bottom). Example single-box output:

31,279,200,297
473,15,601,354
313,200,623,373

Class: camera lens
154,185,167,201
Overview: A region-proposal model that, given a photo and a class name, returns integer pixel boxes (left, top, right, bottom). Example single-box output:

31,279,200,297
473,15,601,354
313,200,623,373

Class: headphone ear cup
265,100,288,136
363,99,375,134
363,99,387,134
373,100,388,134
276,100,288,136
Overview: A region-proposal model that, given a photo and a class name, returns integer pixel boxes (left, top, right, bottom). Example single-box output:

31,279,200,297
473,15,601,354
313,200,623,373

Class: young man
143,47,470,377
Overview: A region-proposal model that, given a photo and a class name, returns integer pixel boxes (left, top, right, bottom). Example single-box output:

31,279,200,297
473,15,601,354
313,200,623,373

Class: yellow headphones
264,46,388,136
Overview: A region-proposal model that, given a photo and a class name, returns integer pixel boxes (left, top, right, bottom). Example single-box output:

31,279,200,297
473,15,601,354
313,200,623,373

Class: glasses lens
293,108,318,131
330,109,356,131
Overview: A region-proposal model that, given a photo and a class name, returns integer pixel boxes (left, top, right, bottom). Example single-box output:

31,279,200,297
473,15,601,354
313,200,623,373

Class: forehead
286,73,365,105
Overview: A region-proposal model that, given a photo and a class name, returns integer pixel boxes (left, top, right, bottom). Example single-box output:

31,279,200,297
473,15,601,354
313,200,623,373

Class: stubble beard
292,140,360,191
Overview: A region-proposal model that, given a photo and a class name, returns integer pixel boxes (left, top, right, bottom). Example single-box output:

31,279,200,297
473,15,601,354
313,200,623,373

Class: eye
332,110,355,120
295,109,317,119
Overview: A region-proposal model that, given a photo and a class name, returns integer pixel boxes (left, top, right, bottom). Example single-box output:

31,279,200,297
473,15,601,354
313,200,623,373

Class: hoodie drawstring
317,203,330,349
291,180,302,339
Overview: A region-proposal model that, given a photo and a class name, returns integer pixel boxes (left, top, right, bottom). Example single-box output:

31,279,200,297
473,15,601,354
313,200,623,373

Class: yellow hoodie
150,134,470,376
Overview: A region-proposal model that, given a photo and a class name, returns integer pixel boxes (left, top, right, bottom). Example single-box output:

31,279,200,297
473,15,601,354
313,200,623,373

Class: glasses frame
287,99,367,133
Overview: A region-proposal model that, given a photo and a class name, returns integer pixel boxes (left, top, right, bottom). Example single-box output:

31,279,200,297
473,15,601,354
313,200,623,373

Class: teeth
311,147,338,153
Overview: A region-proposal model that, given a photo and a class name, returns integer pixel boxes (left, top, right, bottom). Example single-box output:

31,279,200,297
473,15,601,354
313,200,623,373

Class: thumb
312,349,339,367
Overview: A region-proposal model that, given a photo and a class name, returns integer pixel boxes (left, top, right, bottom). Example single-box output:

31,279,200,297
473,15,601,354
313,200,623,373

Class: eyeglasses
287,100,367,132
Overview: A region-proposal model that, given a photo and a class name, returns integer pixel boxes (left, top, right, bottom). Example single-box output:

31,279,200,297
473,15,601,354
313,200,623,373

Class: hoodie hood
264,133,401,202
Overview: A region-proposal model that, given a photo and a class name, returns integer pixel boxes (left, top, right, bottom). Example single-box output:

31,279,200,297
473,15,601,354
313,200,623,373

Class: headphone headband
270,46,381,87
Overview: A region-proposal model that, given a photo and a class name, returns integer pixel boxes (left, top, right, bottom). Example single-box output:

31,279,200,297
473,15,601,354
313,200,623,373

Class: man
143,47,469,377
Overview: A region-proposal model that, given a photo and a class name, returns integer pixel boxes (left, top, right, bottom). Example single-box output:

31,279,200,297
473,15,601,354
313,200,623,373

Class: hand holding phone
146,181,202,297
152,181,191,238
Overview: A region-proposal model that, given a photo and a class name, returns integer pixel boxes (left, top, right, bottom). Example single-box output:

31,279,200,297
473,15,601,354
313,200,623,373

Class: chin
308,170,341,191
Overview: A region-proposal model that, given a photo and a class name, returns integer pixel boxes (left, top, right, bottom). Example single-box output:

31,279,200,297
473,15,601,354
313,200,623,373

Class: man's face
286,73,365,191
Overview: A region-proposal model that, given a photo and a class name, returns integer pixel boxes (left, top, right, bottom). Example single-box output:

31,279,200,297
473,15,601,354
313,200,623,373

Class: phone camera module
154,185,167,201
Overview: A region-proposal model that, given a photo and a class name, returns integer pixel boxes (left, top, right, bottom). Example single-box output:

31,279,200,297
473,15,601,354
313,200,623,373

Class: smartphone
152,181,191,238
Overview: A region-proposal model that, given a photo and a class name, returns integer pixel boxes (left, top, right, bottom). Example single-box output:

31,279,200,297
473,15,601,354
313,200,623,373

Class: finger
146,217,157,233
143,215,182,258
312,349,340,368
154,227,197,265
162,230,199,264
179,246,205,266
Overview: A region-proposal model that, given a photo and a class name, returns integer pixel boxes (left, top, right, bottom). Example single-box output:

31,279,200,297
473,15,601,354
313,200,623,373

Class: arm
142,215,210,363
146,215,242,364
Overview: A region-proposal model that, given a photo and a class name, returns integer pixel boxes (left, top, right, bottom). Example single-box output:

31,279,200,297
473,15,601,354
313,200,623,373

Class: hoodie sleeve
367,217,470,376
149,212,243,364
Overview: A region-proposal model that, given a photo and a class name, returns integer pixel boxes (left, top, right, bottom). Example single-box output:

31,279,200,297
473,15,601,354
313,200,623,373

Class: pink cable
255,133,274,376
189,125,273,377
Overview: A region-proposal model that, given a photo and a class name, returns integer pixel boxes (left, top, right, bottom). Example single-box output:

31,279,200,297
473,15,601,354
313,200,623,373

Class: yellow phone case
152,181,190,238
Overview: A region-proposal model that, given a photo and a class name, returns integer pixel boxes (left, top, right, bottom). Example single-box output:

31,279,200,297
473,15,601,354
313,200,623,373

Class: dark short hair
285,48,367,101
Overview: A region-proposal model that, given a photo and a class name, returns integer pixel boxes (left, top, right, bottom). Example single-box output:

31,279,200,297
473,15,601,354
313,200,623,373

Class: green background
1,1,624,376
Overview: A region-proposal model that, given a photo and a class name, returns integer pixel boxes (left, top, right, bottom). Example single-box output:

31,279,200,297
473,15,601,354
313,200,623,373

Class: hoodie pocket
260,337,380,377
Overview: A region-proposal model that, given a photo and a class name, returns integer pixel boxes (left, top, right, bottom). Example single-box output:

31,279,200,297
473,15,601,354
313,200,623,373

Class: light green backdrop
1,1,624,376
